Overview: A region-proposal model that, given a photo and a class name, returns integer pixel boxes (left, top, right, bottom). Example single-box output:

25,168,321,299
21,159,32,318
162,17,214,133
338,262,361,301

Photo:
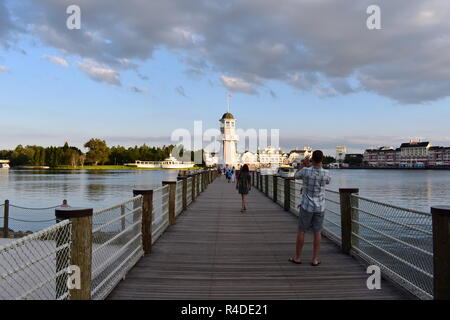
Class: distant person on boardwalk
231,166,236,183
289,150,331,266
236,164,251,212
225,166,232,183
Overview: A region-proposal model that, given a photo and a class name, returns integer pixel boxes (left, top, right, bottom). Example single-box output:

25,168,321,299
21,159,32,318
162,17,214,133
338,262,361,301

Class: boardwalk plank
108,177,411,300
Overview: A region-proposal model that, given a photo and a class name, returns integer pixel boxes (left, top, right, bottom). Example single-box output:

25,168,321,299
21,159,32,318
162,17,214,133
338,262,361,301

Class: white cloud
77,60,121,86
8,0,450,103
42,55,69,67
220,76,256,94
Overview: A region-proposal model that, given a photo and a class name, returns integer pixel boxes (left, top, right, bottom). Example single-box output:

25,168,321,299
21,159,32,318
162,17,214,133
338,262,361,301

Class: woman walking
236,164,251,212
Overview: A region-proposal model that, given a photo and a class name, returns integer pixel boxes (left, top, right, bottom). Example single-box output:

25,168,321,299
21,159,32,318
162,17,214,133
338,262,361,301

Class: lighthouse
220,112,239,167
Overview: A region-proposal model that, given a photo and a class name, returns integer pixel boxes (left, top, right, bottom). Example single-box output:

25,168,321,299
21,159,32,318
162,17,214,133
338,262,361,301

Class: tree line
0,139,184,167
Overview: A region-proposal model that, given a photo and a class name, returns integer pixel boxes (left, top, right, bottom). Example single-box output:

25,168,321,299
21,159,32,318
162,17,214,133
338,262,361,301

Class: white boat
161,155,195,169
0,160,10,169
277,166,296,178
126,160,160,168
125,155,195,169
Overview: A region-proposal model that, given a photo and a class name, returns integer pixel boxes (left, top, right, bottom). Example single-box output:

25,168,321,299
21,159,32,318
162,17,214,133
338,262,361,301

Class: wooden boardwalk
108,177,411,300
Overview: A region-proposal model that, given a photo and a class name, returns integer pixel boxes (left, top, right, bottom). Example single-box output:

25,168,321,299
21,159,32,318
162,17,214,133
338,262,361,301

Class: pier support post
339,188,359,255
284,178,293,211
132,189,153,254
162,181,177,225
3,200,9,238
431,206,450,300
273,176,278,203
256,172,260,190
55,207,93,300
265,175,269,196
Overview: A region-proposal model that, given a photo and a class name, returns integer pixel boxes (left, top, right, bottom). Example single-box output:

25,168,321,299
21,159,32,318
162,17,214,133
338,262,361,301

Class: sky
1,0,450,156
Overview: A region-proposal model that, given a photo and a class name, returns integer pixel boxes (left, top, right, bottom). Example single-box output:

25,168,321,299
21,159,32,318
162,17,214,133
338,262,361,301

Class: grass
55,165,203,170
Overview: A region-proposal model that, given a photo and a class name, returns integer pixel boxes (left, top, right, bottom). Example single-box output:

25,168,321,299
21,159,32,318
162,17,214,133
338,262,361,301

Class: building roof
400,142,430,148
221,112,235,120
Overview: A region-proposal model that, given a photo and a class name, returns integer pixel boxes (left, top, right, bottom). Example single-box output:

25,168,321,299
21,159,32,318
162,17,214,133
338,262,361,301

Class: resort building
363,141,450,167
336,146,347,163
257,146,287,167
287,147,313,164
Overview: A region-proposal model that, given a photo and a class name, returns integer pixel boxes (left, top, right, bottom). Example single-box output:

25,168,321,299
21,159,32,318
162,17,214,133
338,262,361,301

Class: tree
323,156,336,165
84,139,110,165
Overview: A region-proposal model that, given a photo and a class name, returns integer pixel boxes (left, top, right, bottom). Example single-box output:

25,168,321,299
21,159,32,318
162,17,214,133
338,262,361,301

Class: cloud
9,0,450,103
0,66,7,73
131,86,148,93
175,86,187,97
220,76,257,94
42,55,69,67
77,60,121,86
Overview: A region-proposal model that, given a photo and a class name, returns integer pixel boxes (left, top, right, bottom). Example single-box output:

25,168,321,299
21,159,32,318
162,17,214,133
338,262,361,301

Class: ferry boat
277,166,297,178
125,155,195,169
0,160,10,169
160,155,195,169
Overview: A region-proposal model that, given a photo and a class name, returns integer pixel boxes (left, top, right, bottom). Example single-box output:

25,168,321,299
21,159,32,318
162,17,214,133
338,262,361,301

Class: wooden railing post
284,178,292,211
273,176,278,203
339,188,359,255
162,181,177,225
55,207,93,300
431,206,450,300
3,200,9,238
133,189,153,254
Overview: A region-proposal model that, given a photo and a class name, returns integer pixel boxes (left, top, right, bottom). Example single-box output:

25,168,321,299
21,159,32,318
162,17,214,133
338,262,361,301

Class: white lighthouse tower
220,112,239,167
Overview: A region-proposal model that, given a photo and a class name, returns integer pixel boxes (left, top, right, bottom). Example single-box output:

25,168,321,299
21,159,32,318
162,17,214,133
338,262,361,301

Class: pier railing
251,170,450,300
0,169,217,300
0,219,72,300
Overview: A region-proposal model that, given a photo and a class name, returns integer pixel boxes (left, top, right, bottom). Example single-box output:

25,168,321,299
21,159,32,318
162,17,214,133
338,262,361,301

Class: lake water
0,168,449,231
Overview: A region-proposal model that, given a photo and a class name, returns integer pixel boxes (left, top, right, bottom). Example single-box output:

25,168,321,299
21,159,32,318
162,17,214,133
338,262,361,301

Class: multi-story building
398,141,432,167
336,146,347,163
258,146,287,167
363,141,450,167
287,147,313,164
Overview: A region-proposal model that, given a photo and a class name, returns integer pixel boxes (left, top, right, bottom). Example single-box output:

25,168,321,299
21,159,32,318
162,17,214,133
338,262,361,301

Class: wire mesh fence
0,220,72,300
350,195,433,299
175,180,183,217
267,176,273,200
276,177,284,207
186,177,193,206
323,189,342,244
91,195,143,300
152,185,170,244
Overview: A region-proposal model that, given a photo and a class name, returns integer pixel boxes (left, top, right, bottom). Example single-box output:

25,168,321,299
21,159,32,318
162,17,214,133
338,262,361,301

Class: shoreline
9,165,203,171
